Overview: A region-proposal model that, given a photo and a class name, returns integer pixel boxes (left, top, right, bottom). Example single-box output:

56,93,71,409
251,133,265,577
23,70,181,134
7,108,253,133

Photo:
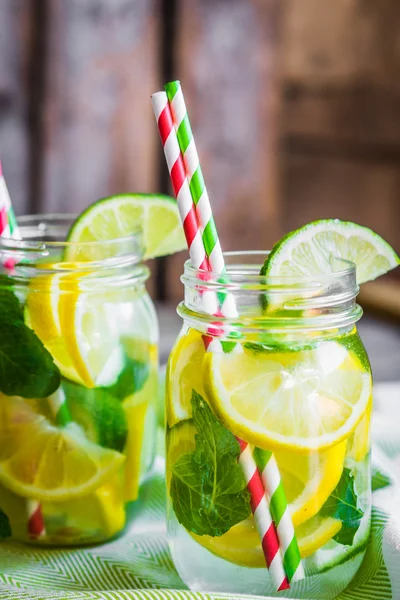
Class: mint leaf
0,275,23,321
103,356,149,399
62,379,128,452
372,468,391,492
170,390,250,536
0,288,61,398
0,508,11,540
320,467,364,545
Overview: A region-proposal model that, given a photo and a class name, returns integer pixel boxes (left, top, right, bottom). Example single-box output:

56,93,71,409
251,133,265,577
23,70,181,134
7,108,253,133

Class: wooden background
1,0,399,301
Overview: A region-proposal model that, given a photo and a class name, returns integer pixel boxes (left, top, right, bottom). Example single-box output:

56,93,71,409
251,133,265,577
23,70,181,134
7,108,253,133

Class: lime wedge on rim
262,219,399,284
65,194,186,261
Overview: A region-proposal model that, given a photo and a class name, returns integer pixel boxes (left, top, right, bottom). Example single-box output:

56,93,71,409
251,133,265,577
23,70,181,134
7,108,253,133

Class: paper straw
151,93,208,271
165,80,224,273
164,81,304,584
254,448,304,582
152,90,293,591
239,441,290,590
0,160,46,539
0,160,72,541
0,162,20,239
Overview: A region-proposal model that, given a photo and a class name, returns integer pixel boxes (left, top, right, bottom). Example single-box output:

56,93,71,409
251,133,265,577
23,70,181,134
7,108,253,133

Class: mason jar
0,215,158,546
166,251,372,599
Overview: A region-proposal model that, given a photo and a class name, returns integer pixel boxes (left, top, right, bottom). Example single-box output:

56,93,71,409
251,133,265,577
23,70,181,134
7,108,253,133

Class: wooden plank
359,281,400,322
282,0,400,87
282,152,400,264
41,0,160,295
281,0,400,147
42,0,159,214
282,86,400,149
0,0,31,215
279,1,400,282
165,0,283,302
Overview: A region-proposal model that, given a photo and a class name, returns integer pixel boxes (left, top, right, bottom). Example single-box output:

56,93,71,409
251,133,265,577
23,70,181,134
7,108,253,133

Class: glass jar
166,251,372,599
0,215,158,546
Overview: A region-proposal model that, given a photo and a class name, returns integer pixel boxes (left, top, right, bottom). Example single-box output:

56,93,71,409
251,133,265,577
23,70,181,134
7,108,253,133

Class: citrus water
166,252,372,598
0,216,158,546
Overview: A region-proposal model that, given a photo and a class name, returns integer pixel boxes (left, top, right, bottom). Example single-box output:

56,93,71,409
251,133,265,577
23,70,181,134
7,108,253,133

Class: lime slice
262,219,399,284
166,329,205,427
65,194,186,261
0,394,125,502
190,514,342,568
203,342,372,451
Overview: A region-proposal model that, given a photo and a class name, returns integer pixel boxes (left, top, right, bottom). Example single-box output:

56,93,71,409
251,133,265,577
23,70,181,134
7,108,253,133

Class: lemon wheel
166,329,205,427
122,372,157,502
25,274,82,384
203,342,371,452
275,442,346,526
191,514,342,567
0,395,125,502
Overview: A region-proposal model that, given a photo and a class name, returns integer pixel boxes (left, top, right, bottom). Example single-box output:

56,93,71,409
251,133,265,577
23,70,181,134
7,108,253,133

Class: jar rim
183,250,357,286
0,214,144,268
179,250,362,333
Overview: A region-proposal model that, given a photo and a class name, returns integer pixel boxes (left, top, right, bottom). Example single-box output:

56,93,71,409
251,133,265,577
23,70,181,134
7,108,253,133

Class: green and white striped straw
254,448,305,582
165,81,224,275
164,80,304,584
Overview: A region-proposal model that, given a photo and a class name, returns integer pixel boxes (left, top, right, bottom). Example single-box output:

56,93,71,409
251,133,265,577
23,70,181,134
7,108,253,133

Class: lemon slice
276,442,346,526
204,342,371,452
346,397,372,462
0,394,125,502
25,270,123,388
0,475,126,543
166,329,205,427
57,273,124,388
296,516,343,558
166,419,197,490
25,273,82,384
40,474,126,543
191,514,342,567
122,372,158,502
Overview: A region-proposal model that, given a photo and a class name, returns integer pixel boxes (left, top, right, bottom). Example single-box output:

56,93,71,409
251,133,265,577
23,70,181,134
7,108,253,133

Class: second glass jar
166,251,372,599
0,216,158,546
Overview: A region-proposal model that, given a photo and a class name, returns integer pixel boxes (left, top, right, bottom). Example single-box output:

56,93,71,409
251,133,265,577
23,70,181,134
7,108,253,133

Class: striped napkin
0,383,399,600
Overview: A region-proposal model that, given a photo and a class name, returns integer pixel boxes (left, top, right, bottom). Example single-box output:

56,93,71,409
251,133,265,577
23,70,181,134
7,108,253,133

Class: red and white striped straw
239,441,290,590
152,92,290,591
151,94,208,271
0,159,46,540
165,80,303,585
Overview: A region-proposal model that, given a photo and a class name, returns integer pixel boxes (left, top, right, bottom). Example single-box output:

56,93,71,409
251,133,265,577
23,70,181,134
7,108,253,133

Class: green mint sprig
0,282,60,398
62,379,128,452
104,356,149,399
170,390,250,537
320,467,364,545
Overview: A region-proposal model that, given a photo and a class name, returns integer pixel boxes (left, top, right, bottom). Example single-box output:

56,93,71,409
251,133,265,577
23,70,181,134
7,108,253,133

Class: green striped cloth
1,383,399,600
